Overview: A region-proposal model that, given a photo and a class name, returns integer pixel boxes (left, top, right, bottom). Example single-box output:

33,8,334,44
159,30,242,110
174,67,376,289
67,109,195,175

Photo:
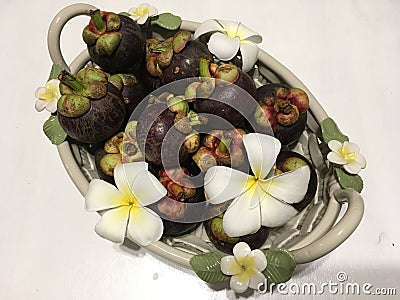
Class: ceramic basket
47,3,364,269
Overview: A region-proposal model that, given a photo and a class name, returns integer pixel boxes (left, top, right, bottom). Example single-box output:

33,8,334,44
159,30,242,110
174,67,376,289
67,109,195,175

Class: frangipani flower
204,133,310,237
128,3,158,25
221,242,267,293
327,140,366,175
85,161,167,246
193,20,262,72
34,79,60,113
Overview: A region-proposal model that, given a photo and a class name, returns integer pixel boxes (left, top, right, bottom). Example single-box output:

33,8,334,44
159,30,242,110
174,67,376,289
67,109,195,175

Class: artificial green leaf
320,117,349,144
189,252,230,284
151,13,182,30
47,64,64,81
262,249,296,284
119,12,131,17
43,115,67,145
335,168,364,193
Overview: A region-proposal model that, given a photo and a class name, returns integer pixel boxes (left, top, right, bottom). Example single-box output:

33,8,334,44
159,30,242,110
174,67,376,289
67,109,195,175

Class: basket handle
291,188,364,264
47,3,98,71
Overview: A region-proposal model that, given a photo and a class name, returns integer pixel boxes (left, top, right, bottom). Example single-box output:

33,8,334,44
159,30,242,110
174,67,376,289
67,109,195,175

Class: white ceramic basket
47,3,364,268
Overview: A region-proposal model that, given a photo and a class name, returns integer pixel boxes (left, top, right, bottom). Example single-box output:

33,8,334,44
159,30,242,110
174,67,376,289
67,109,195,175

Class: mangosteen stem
58,71,85,93
90,9,106,32
199,56,212,78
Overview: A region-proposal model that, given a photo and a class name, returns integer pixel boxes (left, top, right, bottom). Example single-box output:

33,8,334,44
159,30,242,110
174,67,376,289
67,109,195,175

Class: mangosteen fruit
57,68,126,144
275,151,317,211
253,83,309,146
135,93,203,168
204,213,270,254
193,61,258,127
153,168,205,237
82,10,145,74
143,30,213,85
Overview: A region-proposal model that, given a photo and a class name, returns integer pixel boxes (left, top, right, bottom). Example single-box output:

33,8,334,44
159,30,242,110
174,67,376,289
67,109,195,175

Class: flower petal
251,249,267,272
146,5,158,16
193,19,224,39
237,23,262,44
208,33,240,61
204,166,252,204
230,275,249,294
328,140,342,152
327,152,347,165
355,152,367,168
94,206,130,243
344,162,362,175
343,141,360,153
136,15,149,25
130,169,167,206
114,162,147,194
243,133,281,179
46,98,58,113
223,190,261,237
248,271,266,290
233,241,251,258
216,20,240,38
260,195,298,227
239,41,259,72
126,206,163,246
260,166,310,204
221,255,242,275
85,179,128,211
35,99,47,112
35,86,46,99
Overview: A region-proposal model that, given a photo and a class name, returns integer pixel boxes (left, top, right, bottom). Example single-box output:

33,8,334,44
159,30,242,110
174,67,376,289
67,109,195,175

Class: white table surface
1,0,399,299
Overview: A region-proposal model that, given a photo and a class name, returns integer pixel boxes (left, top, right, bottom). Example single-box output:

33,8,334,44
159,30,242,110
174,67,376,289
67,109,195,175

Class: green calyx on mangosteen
193,59,257,127
83,9,146,74
57,68,126,144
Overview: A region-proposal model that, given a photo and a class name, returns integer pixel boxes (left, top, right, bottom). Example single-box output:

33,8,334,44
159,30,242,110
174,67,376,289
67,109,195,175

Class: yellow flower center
39,83,59,103
338,145,357,163
232,255,257,282
133,7,149,17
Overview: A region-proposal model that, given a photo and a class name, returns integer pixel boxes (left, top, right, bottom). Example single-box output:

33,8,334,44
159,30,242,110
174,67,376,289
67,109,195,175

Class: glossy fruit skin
203,216,270,254
194,71,257,128
275,151,317,212
161,40,212,84
58,83,126,144
87,15,145,74
254,83,307,146
135,103,190,168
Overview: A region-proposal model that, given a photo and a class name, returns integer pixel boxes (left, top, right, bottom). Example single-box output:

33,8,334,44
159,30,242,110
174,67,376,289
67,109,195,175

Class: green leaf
43,115,67,145
335,168,364,192
189,252,230,284
47,64,64,81
320,117,349,144
151,13,182,30
119,12,131,17
262,249,296,284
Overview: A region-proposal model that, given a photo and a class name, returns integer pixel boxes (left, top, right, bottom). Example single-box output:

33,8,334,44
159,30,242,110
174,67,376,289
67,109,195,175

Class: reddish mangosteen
82,10,145,74
154,167,205,237
253,83,309,146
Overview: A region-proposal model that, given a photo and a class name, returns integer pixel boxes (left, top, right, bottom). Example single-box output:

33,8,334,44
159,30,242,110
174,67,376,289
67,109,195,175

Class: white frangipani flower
194,19,262,72
85,161,167,246
220,242,267,294
34,79,60,113
327,140,366,175
128,3,158,25
204,133,310,237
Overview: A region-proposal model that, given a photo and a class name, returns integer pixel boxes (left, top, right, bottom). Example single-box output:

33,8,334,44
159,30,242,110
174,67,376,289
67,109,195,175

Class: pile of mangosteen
55,8,317,253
